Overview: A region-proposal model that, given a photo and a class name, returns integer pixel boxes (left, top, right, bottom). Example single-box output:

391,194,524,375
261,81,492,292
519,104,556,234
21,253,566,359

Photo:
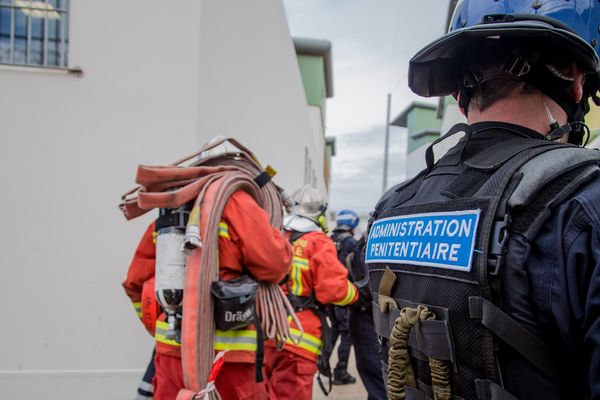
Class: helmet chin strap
542,97,572,141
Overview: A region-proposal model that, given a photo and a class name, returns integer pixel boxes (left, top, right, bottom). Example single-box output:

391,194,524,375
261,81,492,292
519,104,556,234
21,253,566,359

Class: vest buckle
488,215,510,276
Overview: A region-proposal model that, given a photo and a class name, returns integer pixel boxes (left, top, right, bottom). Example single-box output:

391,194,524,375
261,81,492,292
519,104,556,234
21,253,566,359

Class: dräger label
365,210,481,272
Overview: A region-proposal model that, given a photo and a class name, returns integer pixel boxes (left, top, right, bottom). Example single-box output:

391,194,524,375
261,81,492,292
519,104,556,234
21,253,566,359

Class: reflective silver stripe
215,335,256,345
288,329,322,354
138,381,153,393
155,326,167,336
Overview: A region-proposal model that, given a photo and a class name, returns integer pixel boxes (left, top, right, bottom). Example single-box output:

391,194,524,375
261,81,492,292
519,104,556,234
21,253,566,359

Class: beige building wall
0,0,323,398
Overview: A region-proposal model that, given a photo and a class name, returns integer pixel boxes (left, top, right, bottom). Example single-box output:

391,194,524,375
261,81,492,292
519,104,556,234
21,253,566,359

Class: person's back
264,186,359,400
122,139,293,400
326,210,360,386
366,1,600,399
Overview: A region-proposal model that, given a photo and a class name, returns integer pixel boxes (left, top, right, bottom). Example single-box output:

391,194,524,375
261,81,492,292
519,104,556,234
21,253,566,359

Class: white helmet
290,185,327,219
198,135,243,160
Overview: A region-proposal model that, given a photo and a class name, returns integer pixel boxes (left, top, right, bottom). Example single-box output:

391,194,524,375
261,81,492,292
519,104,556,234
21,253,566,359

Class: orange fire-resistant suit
123,190,292,400
264,230,359,400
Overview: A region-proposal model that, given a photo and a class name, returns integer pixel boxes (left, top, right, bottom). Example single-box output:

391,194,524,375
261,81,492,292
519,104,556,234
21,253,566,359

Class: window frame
0,0,69,69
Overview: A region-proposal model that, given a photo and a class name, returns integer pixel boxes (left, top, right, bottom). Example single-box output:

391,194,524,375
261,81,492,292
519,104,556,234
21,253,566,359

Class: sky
283,0,450,213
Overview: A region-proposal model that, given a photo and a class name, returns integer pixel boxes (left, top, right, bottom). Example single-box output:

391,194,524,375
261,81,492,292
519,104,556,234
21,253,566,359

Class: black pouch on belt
211,275,258,331
210,275,265,383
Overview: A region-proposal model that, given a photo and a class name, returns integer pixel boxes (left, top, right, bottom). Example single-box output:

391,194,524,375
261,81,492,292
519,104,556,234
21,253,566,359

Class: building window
0,0,69,68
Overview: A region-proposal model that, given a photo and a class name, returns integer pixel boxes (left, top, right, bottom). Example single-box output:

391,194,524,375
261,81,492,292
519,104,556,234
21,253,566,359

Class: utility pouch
211,275,258,331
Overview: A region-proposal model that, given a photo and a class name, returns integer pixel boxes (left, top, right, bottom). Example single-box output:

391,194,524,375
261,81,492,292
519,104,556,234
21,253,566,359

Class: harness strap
468,297,560,381
464,139,558,171
475,380,518,400
387,305,452,400
507,147,600,208
353,274,371,290
425,123,473,172
254,312,264,382
372,301,455,363
378,267,398,313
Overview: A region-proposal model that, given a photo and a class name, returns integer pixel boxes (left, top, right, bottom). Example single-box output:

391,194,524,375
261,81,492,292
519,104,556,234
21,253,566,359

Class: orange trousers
264,347,318,400
153,353,267,400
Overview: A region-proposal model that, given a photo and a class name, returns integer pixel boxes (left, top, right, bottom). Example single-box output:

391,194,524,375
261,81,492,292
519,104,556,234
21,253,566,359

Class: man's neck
467,94,567,136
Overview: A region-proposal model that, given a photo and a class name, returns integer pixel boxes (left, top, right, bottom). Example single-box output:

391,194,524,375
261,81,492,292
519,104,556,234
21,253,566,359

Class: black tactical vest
367,122,600,400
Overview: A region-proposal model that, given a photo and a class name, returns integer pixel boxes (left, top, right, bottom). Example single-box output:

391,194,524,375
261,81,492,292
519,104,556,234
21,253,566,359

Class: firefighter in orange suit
123,141,293,400
264,186,359,400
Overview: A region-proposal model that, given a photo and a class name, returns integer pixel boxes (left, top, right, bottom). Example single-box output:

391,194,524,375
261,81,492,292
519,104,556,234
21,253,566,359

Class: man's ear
570,63,585,103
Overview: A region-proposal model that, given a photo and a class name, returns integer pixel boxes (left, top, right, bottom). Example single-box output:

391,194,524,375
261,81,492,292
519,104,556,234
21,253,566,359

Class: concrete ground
312,347,368,400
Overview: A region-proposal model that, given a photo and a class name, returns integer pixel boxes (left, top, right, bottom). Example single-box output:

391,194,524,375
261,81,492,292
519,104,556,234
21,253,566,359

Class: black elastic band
469,297,560,381
425,123,473,172
254,171,272,188
317,372,333,396
475,379,518,400
255,313,264,382
155,210,189,231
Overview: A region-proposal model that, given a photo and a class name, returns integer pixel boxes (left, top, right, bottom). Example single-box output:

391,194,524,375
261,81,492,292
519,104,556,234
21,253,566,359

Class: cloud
284,0,450,212
328,126,407,213
285,0,449,134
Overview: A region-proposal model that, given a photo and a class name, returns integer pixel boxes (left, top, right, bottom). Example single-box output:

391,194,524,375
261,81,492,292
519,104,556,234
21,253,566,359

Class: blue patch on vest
365,210,481,272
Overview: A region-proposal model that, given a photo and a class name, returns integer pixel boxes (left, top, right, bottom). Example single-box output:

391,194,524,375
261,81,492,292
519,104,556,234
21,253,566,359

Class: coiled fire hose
256,281,302,349
120,138,302,399
387,305,451,400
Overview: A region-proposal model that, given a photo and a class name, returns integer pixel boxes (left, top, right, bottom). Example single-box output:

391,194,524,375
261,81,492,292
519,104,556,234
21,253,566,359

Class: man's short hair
463,41,575,112
469,76,531,111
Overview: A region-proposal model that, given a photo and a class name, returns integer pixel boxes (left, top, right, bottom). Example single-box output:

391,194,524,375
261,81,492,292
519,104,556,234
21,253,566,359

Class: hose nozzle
182,224,202,253
182,205,202,253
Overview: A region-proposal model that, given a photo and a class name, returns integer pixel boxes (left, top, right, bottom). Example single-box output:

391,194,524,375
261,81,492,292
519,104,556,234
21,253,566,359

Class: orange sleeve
122,222,156,303
224,191,292,283
311,233,358,306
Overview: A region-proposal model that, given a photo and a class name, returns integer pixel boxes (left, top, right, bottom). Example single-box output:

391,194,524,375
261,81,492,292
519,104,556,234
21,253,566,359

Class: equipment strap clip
502,54,531,78
488,214,510,276
254,165,277,188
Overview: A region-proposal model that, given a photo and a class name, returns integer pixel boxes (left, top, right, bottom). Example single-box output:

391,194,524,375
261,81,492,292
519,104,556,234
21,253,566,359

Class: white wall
307,105,327,194
195,0,321,195
0,0,322,398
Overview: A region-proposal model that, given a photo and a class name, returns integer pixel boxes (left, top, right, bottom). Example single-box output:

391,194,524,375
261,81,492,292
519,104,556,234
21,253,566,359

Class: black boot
333,370,356,385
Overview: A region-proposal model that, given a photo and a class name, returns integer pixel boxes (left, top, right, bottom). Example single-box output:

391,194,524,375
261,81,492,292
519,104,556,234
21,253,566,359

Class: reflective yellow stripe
332,281,356,306
133,301,143,318
218,221,230,239
290,256,309,296
214,329,257,351
155,320,181,347
287,328,322,355
154,321,257,351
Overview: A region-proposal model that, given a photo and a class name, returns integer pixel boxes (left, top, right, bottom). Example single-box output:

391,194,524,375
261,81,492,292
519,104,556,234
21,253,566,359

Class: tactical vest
332,230,354,268
366,123,600,400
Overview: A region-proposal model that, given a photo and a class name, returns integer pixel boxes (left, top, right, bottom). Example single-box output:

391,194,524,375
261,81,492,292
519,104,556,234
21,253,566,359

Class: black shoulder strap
507,147,600,239
469,296,560,381
288,230,307,244
477,145,600,382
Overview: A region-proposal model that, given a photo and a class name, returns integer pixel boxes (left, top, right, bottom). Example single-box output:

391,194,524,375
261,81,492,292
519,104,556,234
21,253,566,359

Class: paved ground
312,347,368,400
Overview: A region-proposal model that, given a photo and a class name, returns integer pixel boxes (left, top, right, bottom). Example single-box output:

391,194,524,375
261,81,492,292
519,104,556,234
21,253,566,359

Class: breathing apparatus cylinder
154,203,191,341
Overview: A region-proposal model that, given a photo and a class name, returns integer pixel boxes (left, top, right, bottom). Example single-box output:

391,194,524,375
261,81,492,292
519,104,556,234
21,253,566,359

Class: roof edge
293,37,334,98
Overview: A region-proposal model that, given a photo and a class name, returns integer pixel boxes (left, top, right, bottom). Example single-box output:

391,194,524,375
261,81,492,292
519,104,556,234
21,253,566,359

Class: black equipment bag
211,275,258,331
211,274,266,382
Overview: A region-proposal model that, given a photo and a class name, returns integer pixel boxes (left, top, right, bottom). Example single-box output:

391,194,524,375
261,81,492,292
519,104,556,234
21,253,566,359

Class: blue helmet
409,0,600,108
335,209,359,230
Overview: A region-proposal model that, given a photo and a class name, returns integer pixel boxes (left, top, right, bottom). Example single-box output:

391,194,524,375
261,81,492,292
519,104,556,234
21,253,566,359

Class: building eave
391,101,437,127
293,37,334,98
